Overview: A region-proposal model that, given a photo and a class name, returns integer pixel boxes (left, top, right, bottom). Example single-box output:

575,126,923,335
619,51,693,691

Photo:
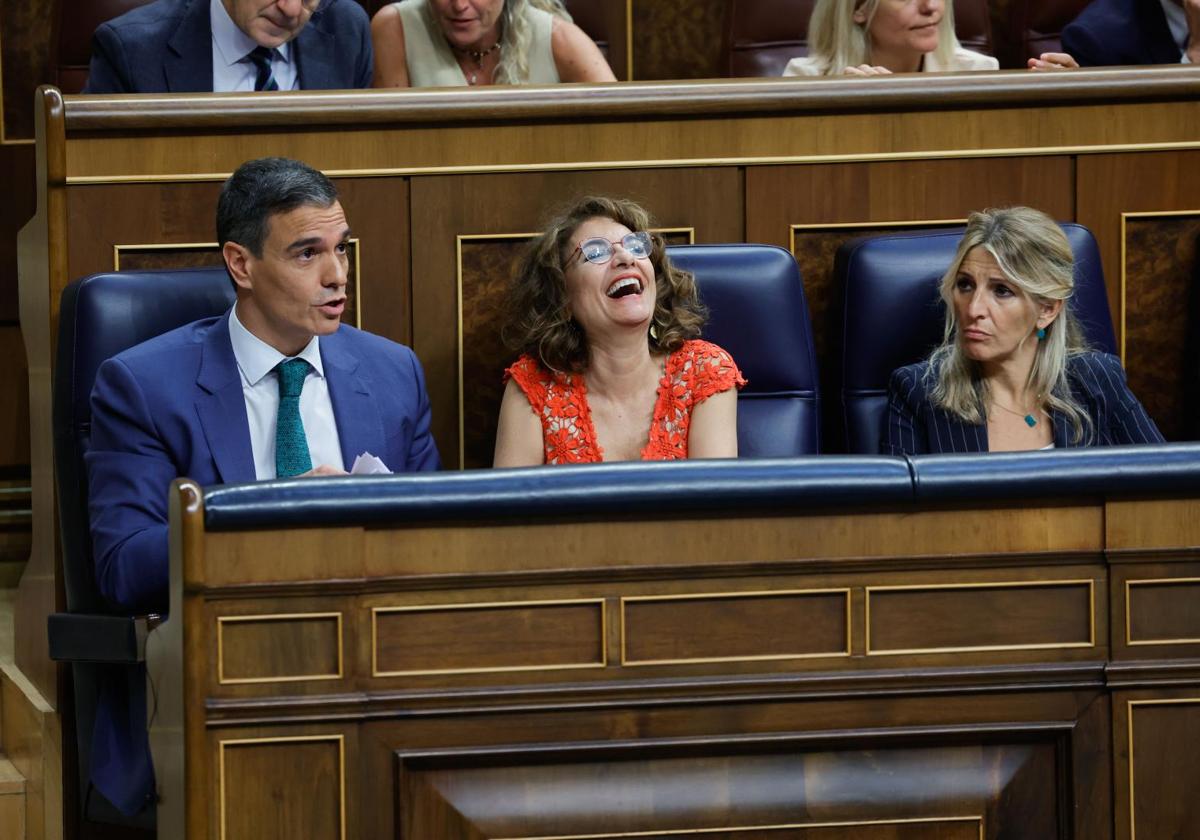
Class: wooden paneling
410,166,742,467
621,590,849,665
1119,696,1200,840
631,0,727,80
217,613,343,685
1107,498,1200,552
867,580,1095,655
372,600,605,676
0,326,29,472
398,736,1059,838
219,735,344,840
1126,580,1200,646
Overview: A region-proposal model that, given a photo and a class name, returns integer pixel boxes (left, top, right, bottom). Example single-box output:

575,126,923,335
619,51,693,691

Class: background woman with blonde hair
372,0,614,87
883,206,1163,454
784,0,998,76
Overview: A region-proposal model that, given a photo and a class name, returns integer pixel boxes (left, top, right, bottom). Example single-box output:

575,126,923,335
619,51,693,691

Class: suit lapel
322,331,386,468
293,10,336,89
195,314,257,484
165,0,216,92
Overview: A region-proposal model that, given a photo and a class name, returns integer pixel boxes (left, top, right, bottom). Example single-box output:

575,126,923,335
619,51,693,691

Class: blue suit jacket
882,351,1165,455
84,312,439,814
83,0,372,93
1061,0,1183,67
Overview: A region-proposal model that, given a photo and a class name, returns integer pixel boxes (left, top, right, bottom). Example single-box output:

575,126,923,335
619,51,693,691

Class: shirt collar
229,303,324,386
210,0,293,68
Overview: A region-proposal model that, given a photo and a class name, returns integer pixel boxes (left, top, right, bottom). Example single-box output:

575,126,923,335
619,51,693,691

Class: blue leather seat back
54,267,235,612
668,244,821,456
838,223,1116,454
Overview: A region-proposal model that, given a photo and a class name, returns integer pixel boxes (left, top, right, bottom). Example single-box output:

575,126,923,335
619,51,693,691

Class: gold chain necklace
990,398,1042,428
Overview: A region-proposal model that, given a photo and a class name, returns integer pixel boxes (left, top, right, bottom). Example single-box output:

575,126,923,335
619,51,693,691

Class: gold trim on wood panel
1125,577,1200,646
61,140,1200,186
496,814,985,840
1127,697,1200,840
619,588,852,667
1119,210,1200,364
865,579,1096,656
453,227,695,468
216,612,344,685
624,0,633,81
788,217,968,256
371,598,608,677
218,734,347,840
112,239,364,328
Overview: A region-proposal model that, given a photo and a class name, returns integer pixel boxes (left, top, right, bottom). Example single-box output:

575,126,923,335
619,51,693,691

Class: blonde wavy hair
807,0,961,75
927,207,1093,444
425,0,571,84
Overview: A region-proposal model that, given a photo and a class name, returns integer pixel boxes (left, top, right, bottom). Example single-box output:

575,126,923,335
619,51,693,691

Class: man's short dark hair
217,157,339,257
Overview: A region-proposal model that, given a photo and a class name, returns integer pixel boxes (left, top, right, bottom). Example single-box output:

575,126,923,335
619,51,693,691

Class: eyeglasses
568,231,653,266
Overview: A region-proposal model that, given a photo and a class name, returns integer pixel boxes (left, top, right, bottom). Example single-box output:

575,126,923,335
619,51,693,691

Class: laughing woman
883,206,1163,455
493,197,744,466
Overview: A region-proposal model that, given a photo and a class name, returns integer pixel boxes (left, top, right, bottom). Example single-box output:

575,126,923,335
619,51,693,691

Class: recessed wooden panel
0,326,30,471
867,580,1094,655
622,590,849,665
1128,699,1200,840
1121,213,1200,442
397,737,1059,839
220,735,344,840
217,613,343,685
373,600,605,676
1127,579,1200,646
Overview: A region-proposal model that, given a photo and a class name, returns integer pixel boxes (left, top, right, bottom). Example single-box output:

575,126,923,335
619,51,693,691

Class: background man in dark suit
83,0,372,93
85,156,439,814
1062,0,1199,66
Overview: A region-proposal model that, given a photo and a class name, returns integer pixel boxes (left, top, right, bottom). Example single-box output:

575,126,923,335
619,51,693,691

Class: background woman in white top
783,0,998,76
373,0,615,87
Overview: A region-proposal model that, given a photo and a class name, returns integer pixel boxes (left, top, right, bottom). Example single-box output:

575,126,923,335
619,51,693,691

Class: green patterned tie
275,358,313,478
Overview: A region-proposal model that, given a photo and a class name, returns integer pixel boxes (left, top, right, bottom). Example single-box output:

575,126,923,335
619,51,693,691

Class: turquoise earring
1036,326,1046,340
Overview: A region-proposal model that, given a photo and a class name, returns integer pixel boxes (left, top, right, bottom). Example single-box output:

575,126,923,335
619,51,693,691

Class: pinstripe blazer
882,351,1164,455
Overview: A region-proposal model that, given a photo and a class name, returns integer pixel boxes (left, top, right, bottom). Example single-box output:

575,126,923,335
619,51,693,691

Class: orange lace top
505,339,746,464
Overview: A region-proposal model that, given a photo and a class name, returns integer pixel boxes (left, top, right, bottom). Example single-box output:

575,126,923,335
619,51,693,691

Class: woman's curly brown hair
503,196,707,373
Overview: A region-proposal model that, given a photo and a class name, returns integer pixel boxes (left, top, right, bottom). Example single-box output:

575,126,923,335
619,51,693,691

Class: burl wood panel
0,0,53,140
1126,580,1200,645
867,581,1094,654
220,736,344,840
373,600,605,676
1122,215,1200,441
217,613,342,684
411,167,742,467
459,228,694,469
1128,700,1200,840
746,157,1073,451
622,590,849,665
397,738,1060,838
631,0,727,80
0,143,36,321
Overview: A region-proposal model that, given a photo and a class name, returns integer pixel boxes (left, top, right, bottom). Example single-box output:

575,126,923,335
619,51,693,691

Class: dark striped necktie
247,45,279,91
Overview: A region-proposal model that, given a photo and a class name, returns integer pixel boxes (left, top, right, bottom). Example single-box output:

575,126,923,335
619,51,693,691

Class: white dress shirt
210,0,300,91
228,305,344,479
1159,0,1193,63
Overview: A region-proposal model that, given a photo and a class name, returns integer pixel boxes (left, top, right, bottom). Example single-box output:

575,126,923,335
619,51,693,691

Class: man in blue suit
85,156,439,815
83,0,372,93
1062,0,1198,66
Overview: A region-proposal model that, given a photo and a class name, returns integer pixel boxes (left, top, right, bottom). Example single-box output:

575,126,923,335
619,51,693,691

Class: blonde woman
372,0,615,87
883,207,1163,454
784,0,998,76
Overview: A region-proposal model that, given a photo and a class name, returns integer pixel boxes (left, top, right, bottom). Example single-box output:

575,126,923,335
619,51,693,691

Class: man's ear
223,241,254,292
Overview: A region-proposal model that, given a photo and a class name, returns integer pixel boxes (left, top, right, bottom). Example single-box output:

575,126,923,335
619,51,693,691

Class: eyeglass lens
579,231,651,264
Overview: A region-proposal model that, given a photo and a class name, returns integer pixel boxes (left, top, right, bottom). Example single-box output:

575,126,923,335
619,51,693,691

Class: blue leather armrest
202,457,914,530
